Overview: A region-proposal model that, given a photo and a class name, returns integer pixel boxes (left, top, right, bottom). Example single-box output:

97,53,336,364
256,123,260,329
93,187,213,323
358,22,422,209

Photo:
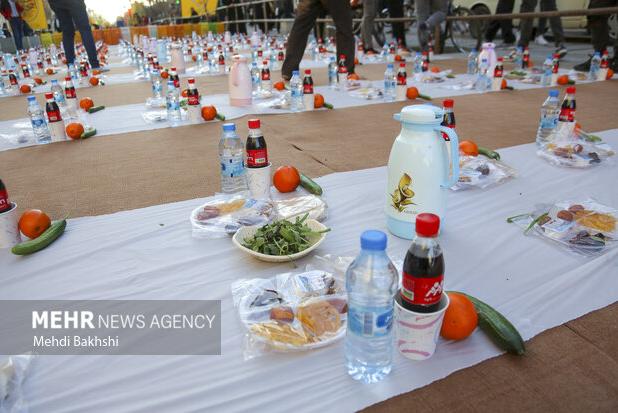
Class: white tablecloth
1,130,617,412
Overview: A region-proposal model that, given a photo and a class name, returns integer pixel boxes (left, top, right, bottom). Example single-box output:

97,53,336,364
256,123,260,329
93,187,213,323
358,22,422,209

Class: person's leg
517,0,538,48
540,0,564,46
281,0,322,79
54,7,77,65
69,0,100,68
588,0,614,53
361,0,377,49
326,0,355,73
485,0,515,43
425,0,447,31
415,0,431,50
9,18,23,51
387,0,406,47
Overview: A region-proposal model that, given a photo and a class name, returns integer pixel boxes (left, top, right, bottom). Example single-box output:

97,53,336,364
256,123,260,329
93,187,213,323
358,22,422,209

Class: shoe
555,45,568,59
573,56,591,72
535,35,549,46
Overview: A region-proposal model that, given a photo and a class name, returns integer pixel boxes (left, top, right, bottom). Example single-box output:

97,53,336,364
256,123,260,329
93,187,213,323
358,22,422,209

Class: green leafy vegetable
243,214,330,256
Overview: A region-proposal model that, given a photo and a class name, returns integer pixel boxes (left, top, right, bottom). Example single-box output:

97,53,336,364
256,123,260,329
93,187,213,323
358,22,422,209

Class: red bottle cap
188,78,195,83
64,76,71,81
248,119,260,129
399,62,406,67
497,57,504,62
416,213,440,237
171,67,176,71
305,69,311,75
45,92,53,99
339,54,345,59
442,99,454,108
263,60,268,65
566,86,576,94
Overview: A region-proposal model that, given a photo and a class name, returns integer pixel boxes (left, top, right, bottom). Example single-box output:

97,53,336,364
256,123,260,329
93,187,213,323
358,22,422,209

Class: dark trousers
588,0,618,53
386,0,406,47
282,0,354,79
50,0,99,68
518,0,564,47
9,17,23,51
484,0,515,43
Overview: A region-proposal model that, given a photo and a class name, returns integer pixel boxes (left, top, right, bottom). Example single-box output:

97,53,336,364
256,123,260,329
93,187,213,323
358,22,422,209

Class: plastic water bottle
0,73,5,95
589,52,601,81
151,69,162,98
541,54,553,86
165,80,181,124
290,70,304,112
513,46,523,69
328,56,337,88
345,230,398,384
68,63,78,80
219,123,249,193
27,96,51,143
413,52,423,74
467,48,478,75
536,89,560,146
476,58,490,91
383,63,395,101
250,61,260,93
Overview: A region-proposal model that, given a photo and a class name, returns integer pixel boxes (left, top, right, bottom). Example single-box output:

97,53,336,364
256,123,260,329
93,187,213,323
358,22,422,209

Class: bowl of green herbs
232,214,330,262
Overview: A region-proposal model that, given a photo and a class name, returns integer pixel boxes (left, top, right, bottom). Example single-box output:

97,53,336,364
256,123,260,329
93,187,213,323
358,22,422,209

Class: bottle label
246,149,268,167
401,272,444,306
559,108,574,122
261,71,270,81
31,116,46,128
303,83,313,94
347,305,393,338
65,88,76,98
540,114,558,129
220,155,246,178
397,74,406,86
188,95,199,105
47,110,61,122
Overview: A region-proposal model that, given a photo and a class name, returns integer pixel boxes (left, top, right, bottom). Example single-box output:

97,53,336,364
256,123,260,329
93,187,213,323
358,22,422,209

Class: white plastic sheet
1,130,617,412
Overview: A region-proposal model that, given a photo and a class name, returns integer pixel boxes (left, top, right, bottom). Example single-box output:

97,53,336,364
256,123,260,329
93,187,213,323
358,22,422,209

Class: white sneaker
535,35,549,46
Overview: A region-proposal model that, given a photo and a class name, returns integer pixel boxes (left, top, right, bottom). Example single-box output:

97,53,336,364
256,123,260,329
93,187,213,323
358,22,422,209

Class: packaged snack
508,199,617,256
0,354,34,412
452,155,516,190
538,123,615,168
231,268,346,359
273,194,327,222
190,195,276,238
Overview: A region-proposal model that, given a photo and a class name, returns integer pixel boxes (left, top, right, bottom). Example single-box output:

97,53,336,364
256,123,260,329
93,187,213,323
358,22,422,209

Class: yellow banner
18,0,47,30
181,0,217,17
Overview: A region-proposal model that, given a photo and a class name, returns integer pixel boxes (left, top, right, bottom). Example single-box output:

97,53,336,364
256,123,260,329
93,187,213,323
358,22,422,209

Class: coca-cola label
422,60,428,72
47,110,61,122
552,62,559,74
559,108,575,122
401,272,444,306
261,70,270,81
397,73,406,86
600,58,609,69
494,66,503,77
65,87,76,98
246,149,268,167
173,78,180,88
303,83,313,94
9,75,17,85
188,95,199,105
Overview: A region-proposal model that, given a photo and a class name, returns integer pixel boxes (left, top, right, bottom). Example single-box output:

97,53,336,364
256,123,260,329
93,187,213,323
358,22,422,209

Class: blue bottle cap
387,63,394,69
360,230,387,251
167,80,174,86
27,96,36,102
292,70,299,76
549,89,559,97
222,123,236,132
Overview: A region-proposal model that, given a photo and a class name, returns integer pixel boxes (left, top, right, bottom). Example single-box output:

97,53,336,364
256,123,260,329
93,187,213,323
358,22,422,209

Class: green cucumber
451,291,526,355
88,105,105,114
81,128,97,139
12,219,66,255
299,173,323,196
478,146,500,160
215,113,226,121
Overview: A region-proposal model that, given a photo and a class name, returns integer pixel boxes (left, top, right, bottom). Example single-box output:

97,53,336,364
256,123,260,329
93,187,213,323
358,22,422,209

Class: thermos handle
436,126,460,188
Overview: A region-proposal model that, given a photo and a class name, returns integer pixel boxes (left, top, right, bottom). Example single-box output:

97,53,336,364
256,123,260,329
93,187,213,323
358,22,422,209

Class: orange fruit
394,54,403,62
501,78,508,89
92,69,101,76
406,86,419,100
459,140,479,156
314,93,325,109
181,89,189,98
66,122,85,140
192,55,197,62
46,68,54,75
33,77,43,85
18,209,51,239
273,81,285,91
607,68,614,80
430,66,441,73
347,73,360,81
160,71,169,79
440,292,478,340
201,105,217,121
89,77,99,86
557,74,569,85
79,97,94,111
575,121,582,131
20,84,31,94
354,57,359,65
273,166,301,193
